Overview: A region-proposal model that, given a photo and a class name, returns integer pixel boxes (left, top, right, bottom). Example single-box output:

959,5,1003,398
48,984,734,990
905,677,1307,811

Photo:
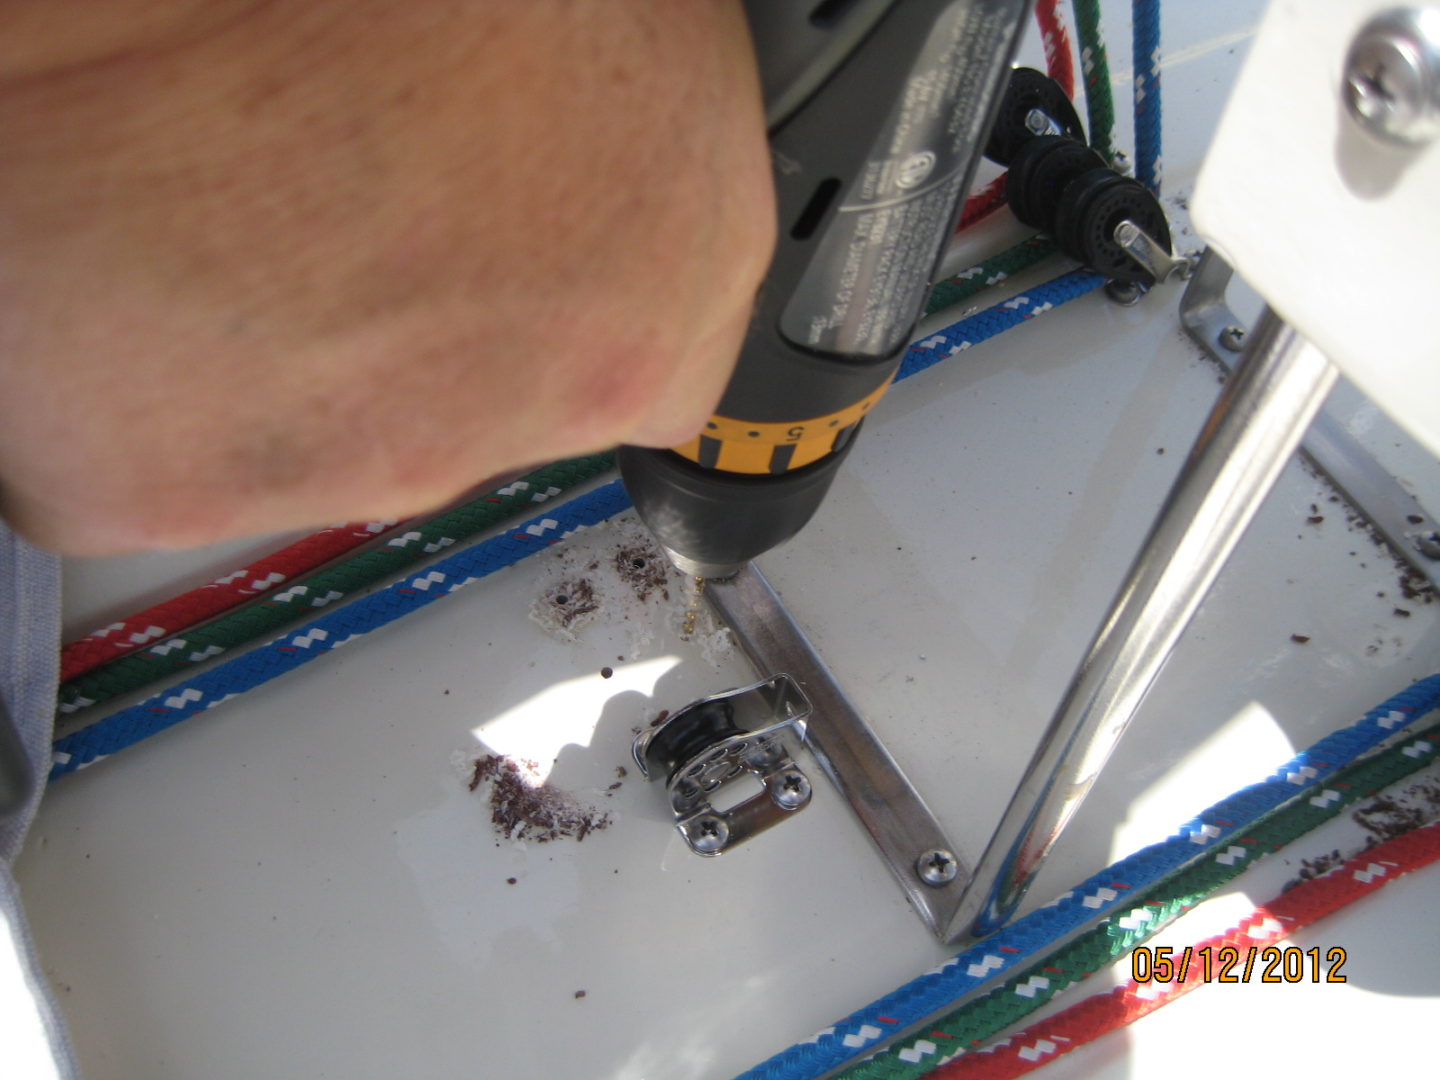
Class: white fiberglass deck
17,3,1440,1077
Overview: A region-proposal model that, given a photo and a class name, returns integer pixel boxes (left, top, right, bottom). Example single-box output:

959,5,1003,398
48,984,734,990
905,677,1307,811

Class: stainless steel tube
948,309,1338,941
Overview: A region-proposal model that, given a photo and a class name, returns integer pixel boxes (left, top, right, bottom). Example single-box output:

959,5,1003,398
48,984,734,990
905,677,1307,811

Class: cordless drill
619,0,1032,578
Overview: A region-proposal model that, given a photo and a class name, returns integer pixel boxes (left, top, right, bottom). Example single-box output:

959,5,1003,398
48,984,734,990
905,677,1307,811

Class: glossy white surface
1194,0,1440,456
18,3,1440,1079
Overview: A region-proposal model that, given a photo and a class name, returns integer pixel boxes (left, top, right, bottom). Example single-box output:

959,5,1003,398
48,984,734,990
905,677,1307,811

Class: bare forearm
0,1,774,553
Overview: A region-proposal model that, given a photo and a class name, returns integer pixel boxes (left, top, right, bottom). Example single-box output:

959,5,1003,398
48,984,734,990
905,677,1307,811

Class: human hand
0,0,774,553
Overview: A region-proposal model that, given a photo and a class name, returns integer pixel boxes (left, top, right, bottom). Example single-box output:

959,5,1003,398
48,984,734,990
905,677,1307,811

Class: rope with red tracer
932,820,1440,1079
59,517,407,683
955,0,1077,233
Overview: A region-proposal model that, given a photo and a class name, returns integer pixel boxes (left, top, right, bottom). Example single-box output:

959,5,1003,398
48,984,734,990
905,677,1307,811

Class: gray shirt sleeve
2,521,83,1079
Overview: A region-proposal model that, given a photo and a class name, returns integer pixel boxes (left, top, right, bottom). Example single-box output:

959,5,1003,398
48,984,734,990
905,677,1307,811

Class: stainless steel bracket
634,674,814,857
1181,248,1440,583
705,566,968,938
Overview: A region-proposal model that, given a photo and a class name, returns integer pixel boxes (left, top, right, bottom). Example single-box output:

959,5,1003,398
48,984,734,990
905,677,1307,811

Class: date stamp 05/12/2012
1131,945,1348,985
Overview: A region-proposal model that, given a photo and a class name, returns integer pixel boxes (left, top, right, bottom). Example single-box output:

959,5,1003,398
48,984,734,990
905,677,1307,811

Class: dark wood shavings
614,541,671,602
1399,569,1436,603
541,577,600,630
1394,607,1412,618
1301,461,1436,604
1353,792,1427,845
1283,849,1344,892
1290,634,1311,644
574,990,587,999
1284,777,1440,890
467,755,611,843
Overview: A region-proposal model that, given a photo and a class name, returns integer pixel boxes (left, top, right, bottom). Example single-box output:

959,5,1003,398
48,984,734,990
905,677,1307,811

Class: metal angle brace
705,565,968,938
1180,248,1440,584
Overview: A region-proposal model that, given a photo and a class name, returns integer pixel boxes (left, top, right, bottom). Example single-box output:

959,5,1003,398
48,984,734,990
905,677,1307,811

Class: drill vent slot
809,0,866,29
791,177,841,241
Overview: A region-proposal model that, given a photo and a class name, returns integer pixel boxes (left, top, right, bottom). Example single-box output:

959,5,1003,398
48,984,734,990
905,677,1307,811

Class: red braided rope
957,0,1077,231
59,518,405,682
958,176,1010,230
931,819,1440,1079
1035,0,1076,98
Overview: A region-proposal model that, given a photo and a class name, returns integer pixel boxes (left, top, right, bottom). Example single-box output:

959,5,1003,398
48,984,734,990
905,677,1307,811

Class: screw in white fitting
1343,8,1440,145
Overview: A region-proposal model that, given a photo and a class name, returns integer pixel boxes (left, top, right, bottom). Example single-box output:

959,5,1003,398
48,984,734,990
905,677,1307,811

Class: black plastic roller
1053,168,1172,285
641,700,743,785
984,67,1085,166
1006,135,1107,231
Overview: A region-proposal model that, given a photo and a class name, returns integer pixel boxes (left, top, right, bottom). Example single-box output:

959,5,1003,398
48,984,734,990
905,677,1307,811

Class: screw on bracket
1219,324,1247,353
771,770,811,810
1105,280,1147,306
1412,530,1440,561
917,848,959,887
689,814,730,854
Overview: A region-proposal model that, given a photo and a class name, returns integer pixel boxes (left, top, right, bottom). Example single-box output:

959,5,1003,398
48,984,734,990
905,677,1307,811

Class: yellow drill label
672,377,894,475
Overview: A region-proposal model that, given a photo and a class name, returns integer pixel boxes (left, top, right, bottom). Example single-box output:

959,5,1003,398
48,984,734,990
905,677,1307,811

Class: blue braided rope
733,672,1440,1080
1132,0,1162,193
899,269,1105,381
49,271,1098,779
50,481,633,779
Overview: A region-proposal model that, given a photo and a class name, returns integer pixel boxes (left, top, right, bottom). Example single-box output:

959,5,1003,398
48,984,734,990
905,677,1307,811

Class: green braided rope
925,237,1060,317
925,2,1124,320
56,453,616,715
1072,0,1119,163
837,720,1440,1080
925,0,1125,321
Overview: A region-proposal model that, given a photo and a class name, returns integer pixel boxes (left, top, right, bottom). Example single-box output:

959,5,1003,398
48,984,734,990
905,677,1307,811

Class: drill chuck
619,437,859,580
621,0,1031,575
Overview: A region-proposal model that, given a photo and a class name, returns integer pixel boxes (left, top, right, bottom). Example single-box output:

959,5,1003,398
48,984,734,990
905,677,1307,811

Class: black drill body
620,0,1031,578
